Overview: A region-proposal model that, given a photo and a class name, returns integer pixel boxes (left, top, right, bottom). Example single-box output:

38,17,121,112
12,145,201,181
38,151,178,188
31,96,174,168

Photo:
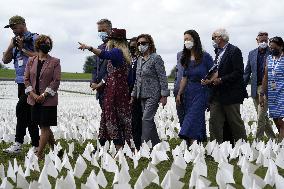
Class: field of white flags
0,80,284,189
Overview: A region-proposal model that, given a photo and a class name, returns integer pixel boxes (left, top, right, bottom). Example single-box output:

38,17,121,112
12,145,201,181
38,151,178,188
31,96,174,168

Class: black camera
204,64,218,80
13,34,34,48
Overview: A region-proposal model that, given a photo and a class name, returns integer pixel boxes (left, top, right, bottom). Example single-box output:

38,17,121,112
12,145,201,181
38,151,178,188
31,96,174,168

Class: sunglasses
137,41,149,46
212,36,221,40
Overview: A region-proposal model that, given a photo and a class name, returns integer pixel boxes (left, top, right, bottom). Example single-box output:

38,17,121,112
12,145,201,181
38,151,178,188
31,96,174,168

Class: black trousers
131,98,143,150
15,84,39,147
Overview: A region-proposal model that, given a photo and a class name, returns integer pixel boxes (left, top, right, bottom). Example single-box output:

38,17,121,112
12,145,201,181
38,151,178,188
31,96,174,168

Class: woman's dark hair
269,36,284,48
34,34,53,52
128,37,137,48
181,30,203,67
136,34,156,54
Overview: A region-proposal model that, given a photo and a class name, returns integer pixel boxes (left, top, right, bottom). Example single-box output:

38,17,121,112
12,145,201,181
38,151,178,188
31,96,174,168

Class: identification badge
18,58,24,67
272,69,276,76
271,81,277,90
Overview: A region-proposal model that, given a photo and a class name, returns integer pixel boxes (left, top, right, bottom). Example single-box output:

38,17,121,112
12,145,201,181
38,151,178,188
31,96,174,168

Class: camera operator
2,15,39,154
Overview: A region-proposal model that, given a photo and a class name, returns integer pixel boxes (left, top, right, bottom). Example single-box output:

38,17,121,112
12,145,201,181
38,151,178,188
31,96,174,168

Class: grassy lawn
0,138,282,188
0,69,92,80
0,69,175,82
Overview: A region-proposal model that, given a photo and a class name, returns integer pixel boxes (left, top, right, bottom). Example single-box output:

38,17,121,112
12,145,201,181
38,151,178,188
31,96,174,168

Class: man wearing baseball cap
2,15,39,154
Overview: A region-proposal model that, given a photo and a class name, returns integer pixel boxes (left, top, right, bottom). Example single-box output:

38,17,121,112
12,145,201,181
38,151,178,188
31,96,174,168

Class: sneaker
3,142,22,154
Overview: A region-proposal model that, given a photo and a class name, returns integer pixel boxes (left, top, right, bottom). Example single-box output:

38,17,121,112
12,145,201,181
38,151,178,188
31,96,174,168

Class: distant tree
0,63,4,69
168,66,176,79
83,55,96,73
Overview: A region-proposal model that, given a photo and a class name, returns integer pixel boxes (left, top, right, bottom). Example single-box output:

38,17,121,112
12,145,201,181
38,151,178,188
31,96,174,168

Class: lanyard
272,56,283,76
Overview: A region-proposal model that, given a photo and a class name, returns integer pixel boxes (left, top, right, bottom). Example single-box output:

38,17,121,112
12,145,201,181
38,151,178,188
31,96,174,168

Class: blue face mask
98,32,108,42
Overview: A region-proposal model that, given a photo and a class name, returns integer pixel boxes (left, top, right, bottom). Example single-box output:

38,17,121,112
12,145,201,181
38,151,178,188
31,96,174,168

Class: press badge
18,58,24,67
271,81,277,90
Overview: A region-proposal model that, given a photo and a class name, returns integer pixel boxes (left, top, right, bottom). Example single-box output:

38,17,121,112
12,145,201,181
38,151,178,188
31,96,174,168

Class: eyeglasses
137,41,149,46
212,36,221,40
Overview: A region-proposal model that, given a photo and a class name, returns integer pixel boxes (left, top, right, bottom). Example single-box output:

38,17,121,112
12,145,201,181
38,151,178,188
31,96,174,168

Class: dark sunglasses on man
137,41,149,46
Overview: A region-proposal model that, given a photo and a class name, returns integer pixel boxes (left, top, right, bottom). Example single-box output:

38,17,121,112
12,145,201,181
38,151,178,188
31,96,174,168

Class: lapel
251,48,258,71
218,43,231,69
40,55,52,78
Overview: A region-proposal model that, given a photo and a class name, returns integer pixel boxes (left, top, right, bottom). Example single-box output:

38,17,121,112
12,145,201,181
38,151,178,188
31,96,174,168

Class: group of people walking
2,15,284,159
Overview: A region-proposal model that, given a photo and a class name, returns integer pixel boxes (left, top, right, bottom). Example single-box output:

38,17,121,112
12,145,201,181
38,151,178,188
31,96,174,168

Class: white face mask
138,45,149,54
184,40,194,49
258,42,268,49
212,40,219,49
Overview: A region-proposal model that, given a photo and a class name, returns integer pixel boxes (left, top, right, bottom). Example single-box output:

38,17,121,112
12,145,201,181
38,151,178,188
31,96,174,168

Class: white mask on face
258,42,268,49
138,44,149,53
184,40,194,49
212,40,218,49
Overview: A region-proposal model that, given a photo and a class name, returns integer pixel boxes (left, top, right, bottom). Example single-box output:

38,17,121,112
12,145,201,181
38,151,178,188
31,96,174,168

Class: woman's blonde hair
107,39,131,64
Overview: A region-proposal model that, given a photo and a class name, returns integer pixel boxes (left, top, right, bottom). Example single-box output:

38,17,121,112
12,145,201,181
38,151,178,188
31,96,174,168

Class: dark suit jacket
91,44,108,100
212,43,248,105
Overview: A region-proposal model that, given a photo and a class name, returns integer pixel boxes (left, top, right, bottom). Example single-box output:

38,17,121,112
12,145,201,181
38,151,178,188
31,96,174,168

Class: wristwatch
88,46,93,51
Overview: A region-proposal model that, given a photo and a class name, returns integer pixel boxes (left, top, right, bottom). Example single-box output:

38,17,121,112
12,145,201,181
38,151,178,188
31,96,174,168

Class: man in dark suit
204,28,247,143
243,31,275,139
90,19,112,107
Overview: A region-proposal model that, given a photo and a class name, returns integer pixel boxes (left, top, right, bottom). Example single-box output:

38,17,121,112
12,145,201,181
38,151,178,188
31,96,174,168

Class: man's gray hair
97,18,112,29
213,28,230,42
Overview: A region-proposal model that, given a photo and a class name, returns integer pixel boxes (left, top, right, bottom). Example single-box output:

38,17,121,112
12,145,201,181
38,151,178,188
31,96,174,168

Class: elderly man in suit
174,51,185,125
244,32,276,139
204,28,247,143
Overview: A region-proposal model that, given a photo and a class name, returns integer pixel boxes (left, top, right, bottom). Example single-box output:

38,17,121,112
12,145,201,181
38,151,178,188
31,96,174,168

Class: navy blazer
212,43,248,105
243,48,270,98
91,44,108,100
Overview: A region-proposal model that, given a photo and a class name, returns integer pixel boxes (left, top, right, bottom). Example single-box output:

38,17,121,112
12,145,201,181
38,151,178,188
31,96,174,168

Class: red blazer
24,55,61,106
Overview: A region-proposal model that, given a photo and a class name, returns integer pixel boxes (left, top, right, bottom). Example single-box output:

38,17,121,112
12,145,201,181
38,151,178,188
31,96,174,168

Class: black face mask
39,44,51,54
271,49,281,56
129,46,136,56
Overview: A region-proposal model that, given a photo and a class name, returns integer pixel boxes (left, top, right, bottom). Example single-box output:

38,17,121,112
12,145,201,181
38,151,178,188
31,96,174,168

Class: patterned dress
267,54,284,118
98,48,132,144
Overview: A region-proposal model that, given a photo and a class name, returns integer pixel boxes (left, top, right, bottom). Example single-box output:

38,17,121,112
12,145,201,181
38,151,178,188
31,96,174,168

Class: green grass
0,69,175,82
0,139,283,188
0,69,92,80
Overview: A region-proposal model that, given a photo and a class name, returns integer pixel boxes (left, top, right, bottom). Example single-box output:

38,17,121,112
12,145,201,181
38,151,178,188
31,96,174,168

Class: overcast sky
0,0,283,75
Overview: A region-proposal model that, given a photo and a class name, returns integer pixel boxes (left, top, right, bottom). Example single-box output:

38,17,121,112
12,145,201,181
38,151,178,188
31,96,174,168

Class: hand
259,94,266,107
36,94,45,104
31,92,39,101
15,36,24,50
160,96,167,108
176,95,181,106
212,78,222,86
201,79,212,85
78,42,90,51
130,97,135,104
90,83,98,91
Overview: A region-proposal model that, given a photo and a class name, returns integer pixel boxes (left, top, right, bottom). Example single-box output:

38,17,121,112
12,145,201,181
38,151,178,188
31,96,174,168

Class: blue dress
267,55,284,118
179,52,214,141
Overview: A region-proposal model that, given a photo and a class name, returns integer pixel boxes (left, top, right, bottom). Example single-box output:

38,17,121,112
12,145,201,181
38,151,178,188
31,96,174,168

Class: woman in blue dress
176,30,214,144
260,36,284,138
